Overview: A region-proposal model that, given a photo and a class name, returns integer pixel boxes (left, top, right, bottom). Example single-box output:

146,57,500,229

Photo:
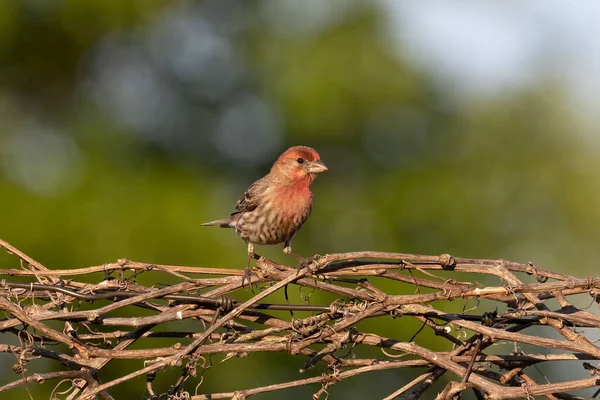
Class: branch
0,239,598,399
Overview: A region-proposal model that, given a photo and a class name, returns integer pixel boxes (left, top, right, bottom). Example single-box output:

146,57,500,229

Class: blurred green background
1,0,600,398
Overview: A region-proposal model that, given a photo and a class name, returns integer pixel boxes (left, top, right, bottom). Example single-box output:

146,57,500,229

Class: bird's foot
241,252,258,293
290,254,321,273
241,267,256,293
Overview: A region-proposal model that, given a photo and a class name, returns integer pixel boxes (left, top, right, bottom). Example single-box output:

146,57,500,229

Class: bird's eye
296,158,304,164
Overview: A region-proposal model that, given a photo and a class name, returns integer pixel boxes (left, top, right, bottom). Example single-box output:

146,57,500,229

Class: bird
201,145,327,285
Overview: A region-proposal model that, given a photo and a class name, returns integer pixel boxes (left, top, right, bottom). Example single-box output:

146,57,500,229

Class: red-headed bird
201,146,327,281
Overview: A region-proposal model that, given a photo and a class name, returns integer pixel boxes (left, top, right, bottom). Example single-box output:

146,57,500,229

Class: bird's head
271,146,327,184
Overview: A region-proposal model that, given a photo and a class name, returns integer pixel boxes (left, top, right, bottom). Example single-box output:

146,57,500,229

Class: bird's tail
200,218,232,228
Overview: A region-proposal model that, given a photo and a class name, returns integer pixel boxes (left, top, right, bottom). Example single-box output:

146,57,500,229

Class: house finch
201,145,327,283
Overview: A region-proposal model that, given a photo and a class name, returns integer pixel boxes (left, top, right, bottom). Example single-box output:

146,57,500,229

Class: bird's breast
235,188,313,246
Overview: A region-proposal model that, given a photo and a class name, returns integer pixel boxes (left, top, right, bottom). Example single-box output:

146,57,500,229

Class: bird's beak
307,160,328,174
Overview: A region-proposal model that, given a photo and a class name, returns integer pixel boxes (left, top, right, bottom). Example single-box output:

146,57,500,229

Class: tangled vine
0,238,599,399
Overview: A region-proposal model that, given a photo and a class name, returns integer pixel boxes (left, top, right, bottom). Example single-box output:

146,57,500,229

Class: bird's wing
233,179,264,213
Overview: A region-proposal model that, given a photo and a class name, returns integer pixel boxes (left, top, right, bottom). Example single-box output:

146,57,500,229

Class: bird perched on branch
201,145,327,284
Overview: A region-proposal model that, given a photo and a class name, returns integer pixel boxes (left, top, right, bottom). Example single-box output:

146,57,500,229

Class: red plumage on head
274,146,321,166
270,146,323,186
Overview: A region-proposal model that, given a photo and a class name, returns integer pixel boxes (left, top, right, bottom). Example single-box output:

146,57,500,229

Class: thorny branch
0,238,599,399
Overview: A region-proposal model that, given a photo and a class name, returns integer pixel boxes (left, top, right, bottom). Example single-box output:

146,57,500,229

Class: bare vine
0,238,599,399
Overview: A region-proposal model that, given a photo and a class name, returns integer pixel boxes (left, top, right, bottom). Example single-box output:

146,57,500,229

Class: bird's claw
312,253,324,263
295,255,320,273
241,267,256,293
